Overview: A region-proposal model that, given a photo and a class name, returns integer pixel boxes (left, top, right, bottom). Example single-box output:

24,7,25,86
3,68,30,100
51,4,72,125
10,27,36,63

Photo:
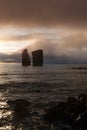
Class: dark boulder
72,67,87,69
73,111,87,130
67,96,78,113
44,98,79,123
7,99,31,106
78,93,87,104
44,94,87,130
44,102,68,122
76,94,87,114
7,99,31,116
22,49,31,66
32,49,43,66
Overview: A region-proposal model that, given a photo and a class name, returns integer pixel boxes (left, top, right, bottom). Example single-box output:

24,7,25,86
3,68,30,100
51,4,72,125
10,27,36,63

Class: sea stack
32,49,43,66
22,49,31,66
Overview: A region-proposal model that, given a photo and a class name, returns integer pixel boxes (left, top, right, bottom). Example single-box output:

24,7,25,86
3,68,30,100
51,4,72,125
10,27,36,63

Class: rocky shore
44,94,87,130
0,82,87,130
5,94,87,130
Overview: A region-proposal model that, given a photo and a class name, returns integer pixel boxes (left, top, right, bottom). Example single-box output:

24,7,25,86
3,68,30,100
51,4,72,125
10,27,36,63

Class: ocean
0,63,87,130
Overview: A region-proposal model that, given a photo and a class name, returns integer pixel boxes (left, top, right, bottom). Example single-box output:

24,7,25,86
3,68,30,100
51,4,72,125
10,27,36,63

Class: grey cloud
0,34,33,41
0,29,87,63
0,35,87,64
64,33,87,47
0,29,61,41
23,36,87,61
0,0,87,28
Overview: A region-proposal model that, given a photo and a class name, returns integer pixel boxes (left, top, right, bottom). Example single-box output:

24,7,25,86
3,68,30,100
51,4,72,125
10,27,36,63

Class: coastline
0,82,87,129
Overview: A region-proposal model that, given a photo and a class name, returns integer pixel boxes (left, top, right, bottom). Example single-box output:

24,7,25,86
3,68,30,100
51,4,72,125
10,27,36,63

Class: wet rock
44,94,87,130
72,67,87,69
76,94,87,114
36,89,40,93
44,98,78,123
7,99,31,116
22,49,31,66
7,99,31,107
65,97,79,122
32,49,43,66
44,102,67,122
78,93,87,104
67,97,78,113
67,97,77,104
73,111,87,130
14,102,28,116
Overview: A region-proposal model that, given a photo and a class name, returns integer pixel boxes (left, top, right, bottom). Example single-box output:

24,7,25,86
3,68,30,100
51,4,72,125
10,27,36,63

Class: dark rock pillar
22,49,31,66
32,49,43,66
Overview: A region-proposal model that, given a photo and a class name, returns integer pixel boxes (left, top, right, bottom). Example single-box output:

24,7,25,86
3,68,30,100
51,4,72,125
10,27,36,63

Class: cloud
1,34,87,64
20,32,87,63
26,31,87,52
0,52,21,63
0,0,87,28
0,28,87,63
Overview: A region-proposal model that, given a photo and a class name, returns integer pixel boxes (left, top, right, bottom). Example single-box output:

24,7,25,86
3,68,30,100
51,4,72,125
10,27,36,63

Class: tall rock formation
22,49,31,66
32,49,43,66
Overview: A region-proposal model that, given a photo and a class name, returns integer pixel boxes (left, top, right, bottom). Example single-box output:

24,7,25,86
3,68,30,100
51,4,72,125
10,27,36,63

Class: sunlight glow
0,39,37,53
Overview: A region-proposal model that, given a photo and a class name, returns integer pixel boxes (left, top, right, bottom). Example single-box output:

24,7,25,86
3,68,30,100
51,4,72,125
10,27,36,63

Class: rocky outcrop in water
44,94,87,130
72,67,87,69
32,49,43,66
22,49,31,66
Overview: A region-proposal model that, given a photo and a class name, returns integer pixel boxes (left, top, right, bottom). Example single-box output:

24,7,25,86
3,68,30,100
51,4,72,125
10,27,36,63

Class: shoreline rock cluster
7,94,87,129
72,67,87,70
44,94,87,130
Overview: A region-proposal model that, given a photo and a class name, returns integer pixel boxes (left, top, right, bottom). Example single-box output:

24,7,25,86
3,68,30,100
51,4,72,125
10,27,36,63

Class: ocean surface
0,63,87,130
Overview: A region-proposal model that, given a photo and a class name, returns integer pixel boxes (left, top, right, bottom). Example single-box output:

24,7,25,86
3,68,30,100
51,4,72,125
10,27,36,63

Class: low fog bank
0,40,87,64
1,53,87,64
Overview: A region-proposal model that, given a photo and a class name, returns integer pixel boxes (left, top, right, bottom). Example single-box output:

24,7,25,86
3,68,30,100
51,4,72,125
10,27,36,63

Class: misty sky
0,0,87,63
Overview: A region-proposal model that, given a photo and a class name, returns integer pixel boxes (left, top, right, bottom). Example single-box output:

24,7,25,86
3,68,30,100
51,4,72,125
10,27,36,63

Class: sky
0,0,87,63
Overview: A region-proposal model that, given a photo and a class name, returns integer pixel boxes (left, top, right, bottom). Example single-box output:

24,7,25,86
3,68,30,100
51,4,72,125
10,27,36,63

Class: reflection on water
0,92,12,130
0,63,87,85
